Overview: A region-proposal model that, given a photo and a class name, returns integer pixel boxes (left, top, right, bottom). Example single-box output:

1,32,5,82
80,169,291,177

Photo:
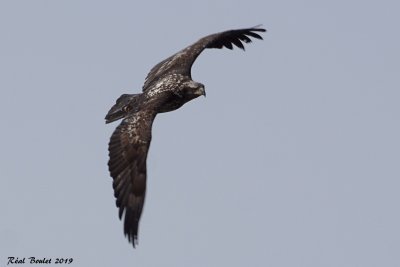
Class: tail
105,94,141,124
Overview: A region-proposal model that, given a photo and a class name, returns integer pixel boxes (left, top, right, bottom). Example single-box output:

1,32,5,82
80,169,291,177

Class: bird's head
105,94,138,124
184,80,206,99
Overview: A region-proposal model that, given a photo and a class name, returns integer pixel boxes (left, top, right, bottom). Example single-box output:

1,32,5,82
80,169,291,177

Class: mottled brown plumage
105,26,265,248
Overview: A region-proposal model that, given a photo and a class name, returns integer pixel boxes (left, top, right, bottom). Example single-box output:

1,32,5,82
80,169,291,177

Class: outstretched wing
108,109,157,247
142,26,266,91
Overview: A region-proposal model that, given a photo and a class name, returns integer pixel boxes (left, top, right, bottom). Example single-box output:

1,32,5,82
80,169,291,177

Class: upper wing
108,109,157,247
142,26,266,91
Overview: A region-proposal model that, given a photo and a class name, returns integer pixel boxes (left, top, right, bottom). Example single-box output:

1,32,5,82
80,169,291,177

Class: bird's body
105,26,265,247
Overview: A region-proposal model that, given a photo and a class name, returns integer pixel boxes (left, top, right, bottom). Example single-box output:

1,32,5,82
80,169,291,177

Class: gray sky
1,0,399,266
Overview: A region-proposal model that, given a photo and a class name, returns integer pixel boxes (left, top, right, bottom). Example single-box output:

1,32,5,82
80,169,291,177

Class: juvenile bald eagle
105,27,266,247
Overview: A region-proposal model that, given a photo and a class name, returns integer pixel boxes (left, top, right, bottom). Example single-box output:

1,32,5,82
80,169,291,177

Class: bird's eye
123,106,131,112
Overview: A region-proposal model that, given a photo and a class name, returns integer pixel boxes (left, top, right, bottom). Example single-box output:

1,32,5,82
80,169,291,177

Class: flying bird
105,26,266,247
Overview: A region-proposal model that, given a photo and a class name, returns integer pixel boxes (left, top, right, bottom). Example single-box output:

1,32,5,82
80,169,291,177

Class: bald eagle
105,26,266,247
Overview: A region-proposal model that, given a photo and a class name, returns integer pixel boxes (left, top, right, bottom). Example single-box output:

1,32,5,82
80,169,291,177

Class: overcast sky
1,1,399,266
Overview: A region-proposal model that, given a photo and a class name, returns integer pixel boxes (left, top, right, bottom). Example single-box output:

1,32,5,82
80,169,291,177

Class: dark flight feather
108,110,156,247
142,27,266,91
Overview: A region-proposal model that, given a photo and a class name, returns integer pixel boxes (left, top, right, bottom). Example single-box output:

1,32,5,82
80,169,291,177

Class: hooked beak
196,86,206,97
